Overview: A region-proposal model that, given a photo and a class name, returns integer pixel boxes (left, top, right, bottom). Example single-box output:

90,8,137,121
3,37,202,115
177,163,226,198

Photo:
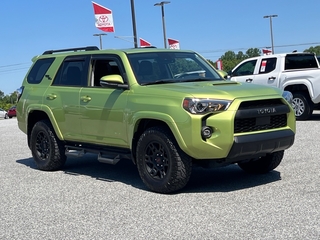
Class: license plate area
256,116,270,125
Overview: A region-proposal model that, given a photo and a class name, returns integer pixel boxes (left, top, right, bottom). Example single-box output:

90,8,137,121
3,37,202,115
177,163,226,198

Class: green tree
0,90,17,110
303,45,320,56
221,51,237,61
213,48,262,73
246,48,261,58
0,90,4,99
236,51,246,60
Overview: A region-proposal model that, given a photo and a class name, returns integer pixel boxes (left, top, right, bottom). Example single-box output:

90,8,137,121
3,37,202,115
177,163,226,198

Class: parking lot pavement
0,115,319,240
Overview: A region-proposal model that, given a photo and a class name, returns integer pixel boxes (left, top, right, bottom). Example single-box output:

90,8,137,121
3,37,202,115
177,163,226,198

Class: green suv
17,46,296,193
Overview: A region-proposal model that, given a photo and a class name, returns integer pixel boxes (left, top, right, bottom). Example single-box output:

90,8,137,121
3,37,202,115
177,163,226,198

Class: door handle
245,78,253,83
81,96,92,102
268,76,276,80
46,94,57,100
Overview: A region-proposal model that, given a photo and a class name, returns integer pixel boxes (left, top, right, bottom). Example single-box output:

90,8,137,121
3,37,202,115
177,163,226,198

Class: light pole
93,33,107,49
154,1,170,48
263,15,278,54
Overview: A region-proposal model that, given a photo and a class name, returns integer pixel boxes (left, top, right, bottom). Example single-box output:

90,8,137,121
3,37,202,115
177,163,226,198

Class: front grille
234,114,287,133
234,99,288,133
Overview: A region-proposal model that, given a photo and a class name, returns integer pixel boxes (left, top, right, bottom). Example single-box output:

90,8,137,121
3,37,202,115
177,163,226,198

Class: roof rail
42,46,99,55
140,46,157,48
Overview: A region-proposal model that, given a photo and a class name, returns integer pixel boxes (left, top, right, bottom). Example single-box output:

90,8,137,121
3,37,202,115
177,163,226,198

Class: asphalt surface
0,114,319,240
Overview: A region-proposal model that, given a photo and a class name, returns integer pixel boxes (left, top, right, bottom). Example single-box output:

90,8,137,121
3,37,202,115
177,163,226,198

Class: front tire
238,151,284,174
4,113,8,119
136,127,192,193
292,92,313,120
30,120,66,171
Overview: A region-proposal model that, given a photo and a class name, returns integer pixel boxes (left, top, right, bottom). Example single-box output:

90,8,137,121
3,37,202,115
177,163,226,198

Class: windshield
127,52,223,85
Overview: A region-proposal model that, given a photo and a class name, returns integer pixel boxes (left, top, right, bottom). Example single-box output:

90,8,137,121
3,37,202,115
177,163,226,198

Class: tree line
210,45,320,73
0,90,17,111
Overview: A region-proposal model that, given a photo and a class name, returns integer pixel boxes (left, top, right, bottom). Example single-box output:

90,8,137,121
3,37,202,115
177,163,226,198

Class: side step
65,145,122,165
65,147,86,157
97,153,120,165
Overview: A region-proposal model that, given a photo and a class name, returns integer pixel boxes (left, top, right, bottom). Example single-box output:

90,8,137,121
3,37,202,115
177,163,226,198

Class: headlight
183,98,232,114
282,91,293,105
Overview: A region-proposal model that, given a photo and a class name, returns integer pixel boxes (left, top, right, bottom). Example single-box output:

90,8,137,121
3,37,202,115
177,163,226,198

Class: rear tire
30,120,66,171
292,92,313,120
136,127,192,193
238,151,284,174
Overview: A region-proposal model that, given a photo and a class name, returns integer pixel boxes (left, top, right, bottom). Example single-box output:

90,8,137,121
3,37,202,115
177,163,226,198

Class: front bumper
226,129,295,161
174,97,296,160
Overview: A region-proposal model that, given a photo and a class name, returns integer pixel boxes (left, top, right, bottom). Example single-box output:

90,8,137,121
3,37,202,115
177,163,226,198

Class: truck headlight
282,91,293,105
183,98,232,114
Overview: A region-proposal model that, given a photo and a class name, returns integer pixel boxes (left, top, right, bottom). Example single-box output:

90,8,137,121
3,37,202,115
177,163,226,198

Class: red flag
140,38,151,47
216,59,223,70
92,1,115,32
168,38,180,49
262,49,272,55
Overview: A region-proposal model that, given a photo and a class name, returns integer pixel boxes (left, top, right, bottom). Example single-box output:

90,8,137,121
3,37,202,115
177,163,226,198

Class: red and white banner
92,1,114,32
168,38,180,49
140,38,152,47
262,48,272,55
216,59,223,70
260,60,267,72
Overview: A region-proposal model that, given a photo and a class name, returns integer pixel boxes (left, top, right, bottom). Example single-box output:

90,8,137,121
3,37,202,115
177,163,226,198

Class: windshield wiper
177,78,211,83
141,79,176,86
140,78,220,86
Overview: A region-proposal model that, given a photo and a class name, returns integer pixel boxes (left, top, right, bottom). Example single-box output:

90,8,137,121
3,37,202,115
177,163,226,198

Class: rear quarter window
27,58,55,84
285,54,318,70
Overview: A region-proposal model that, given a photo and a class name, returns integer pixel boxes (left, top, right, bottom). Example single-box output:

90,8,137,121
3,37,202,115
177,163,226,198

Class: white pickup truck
229,52,320,120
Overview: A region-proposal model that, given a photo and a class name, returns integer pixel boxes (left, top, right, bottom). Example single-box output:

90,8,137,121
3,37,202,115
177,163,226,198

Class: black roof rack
139,46,157,48
42,46,99,55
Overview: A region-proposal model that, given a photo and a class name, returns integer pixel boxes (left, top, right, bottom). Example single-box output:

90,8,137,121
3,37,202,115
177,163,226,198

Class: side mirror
100,74,128,89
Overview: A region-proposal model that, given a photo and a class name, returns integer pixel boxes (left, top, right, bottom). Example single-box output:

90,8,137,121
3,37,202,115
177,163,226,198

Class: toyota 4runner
17,46,296,193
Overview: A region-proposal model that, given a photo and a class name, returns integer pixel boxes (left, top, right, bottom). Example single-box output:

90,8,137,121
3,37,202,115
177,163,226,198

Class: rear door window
259,57,277,74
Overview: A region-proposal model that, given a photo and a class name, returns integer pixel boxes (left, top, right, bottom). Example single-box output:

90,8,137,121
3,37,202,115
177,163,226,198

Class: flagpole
130,0,138,48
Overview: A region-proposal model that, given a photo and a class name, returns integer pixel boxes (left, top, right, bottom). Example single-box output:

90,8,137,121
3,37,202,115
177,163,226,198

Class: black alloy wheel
136,127,192,193
30,120,66,171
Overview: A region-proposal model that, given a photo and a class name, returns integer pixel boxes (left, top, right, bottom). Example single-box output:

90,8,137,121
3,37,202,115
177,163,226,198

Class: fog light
201,126,213,139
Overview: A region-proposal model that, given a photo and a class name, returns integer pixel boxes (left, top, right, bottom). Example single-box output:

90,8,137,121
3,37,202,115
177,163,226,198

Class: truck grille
234,99,289,133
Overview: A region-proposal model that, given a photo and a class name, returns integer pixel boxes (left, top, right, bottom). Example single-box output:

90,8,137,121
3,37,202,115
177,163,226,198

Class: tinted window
27,58,55,84
52,59,86,86
259,58,277,74
91,59,122,87
285,54,318,70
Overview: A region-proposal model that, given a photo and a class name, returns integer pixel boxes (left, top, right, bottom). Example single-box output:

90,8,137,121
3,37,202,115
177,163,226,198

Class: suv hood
137,81,282,99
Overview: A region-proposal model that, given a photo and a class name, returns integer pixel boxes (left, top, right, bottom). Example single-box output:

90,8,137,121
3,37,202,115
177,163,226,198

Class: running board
65,147,86,157
65,145,122,165
98,153,120,165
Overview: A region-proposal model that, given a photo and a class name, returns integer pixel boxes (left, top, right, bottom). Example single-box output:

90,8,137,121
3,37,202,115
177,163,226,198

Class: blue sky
1,0,320,95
